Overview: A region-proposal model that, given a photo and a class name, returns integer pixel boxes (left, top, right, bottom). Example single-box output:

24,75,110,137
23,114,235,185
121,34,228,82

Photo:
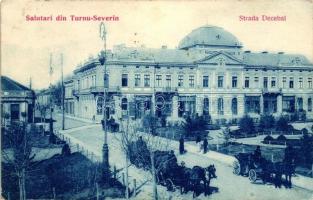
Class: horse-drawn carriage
233,152,295,187
129,138,218,197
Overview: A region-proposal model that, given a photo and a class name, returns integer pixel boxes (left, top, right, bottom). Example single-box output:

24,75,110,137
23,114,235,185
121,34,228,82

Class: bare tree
119,118,138,199
2,122,36,200
119,116,173,200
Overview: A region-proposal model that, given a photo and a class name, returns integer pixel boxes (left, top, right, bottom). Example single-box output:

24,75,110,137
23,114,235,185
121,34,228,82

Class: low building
1,76,36,123
65,25,313,123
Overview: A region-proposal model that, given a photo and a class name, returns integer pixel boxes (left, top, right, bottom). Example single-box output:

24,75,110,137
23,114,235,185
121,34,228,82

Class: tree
259,115,275,130
118,118,138,199
300,133,313,168
276,116,289,133
142,114,158,135
239,115,255,135
2,122,36,200
182,115,207,138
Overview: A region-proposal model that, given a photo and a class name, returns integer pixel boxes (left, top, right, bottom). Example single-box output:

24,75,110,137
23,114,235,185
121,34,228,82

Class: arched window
218,98,224,115
308,98,312,112
232,98,238,115
96,96,104,115
121,98,128,111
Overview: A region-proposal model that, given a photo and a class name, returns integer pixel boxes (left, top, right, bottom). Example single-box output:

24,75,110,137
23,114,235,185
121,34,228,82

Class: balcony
262,88,282,95
156,87,178,93
90,86,103,94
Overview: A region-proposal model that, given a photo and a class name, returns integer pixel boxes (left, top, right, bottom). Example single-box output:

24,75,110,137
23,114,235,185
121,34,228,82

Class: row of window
77,75,96,90
121,74,313,89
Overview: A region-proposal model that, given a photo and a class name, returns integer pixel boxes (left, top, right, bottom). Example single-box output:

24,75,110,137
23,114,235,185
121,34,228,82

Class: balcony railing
262,88,282,94
155,87,177,93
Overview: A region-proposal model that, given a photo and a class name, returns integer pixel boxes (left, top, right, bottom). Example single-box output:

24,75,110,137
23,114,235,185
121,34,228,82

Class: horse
182,165,217,197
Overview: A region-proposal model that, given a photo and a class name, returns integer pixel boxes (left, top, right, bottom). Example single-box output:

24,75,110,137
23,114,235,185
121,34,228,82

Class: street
53,114,313,200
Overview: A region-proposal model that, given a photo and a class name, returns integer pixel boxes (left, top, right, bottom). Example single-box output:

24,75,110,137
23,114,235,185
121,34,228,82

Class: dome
178,26,242,50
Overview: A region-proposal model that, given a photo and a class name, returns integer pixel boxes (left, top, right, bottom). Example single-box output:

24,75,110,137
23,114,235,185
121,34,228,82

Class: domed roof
178,26,242,49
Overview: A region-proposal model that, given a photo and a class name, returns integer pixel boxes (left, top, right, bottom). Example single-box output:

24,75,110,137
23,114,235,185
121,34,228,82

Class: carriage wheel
249,169,257,183
165,178,175,192
233,161,241,175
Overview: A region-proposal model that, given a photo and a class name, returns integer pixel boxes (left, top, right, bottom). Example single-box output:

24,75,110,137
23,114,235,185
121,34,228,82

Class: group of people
179,135,209,155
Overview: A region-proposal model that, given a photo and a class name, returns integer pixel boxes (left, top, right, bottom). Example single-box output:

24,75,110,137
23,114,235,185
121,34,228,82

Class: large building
1,76,36,123
66,25,313,123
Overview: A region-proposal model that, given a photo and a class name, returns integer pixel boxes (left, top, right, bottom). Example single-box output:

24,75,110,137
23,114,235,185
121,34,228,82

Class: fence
53,129,141,197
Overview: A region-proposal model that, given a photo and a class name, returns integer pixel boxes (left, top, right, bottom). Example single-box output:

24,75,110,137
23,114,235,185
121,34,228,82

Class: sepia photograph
1,0,313,199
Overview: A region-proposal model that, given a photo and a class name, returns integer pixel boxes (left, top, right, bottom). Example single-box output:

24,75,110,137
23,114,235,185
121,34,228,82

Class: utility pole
99,22,110,184
61,53,65,130
49,53,54,135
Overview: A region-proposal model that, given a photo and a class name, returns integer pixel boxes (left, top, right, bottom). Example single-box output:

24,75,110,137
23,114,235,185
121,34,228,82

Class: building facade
66,26,313,123
1,76,36,123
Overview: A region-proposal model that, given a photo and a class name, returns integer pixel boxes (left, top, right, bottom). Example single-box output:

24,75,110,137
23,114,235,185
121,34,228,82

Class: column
260,95,264,114
172,95,178,119
277,95,282,114
196,96,203,116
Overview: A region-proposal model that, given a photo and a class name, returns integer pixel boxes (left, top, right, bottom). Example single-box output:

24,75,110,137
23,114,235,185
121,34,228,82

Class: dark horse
181,165,217,197
258,158,295,188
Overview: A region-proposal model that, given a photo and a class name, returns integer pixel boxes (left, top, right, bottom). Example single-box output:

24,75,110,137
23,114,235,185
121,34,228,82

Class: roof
243,52,313,67
109,46,207,63
1,76,32,91
178,26,242,49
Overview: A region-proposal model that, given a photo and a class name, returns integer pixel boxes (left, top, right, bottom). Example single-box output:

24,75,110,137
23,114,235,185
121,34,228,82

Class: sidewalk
56,113,99,124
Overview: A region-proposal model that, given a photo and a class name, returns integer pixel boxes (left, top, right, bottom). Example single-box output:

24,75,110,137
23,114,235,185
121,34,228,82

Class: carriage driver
254,146,262,163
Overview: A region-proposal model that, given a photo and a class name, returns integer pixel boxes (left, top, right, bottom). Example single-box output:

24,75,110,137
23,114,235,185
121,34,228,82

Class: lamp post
99,22,110,184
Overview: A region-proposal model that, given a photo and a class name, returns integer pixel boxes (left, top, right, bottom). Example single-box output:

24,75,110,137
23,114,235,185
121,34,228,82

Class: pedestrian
179,135,185,154
203,137,208,154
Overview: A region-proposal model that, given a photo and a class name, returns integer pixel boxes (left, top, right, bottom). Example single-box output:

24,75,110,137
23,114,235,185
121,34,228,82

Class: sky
1,0,313,90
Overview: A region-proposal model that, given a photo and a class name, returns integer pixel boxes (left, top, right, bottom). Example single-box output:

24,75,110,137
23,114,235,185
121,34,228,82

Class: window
156,75,162,87
232,76,237,88
254,77,259,88
271,77,276,88
289,77,294,88
178,75,184,87
282,77,287,88
144,74,150,87
245,77,250,88
308,98,312,112
10,104,20,120
203,76,209,88
245,96,260,114
121,98,128,111
263,77,268,89
299,77,303,89
308,78,312,89
122,74,128,87
218,76,223,88
217,98,224,115
166,75,171,87
135,74,141,87
231,98,238,115
283,96,295,112
297,97,303,111
189,75,195,88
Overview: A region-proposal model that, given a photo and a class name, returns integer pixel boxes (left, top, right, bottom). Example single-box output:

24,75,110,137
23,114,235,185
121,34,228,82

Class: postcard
1,0,313,199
